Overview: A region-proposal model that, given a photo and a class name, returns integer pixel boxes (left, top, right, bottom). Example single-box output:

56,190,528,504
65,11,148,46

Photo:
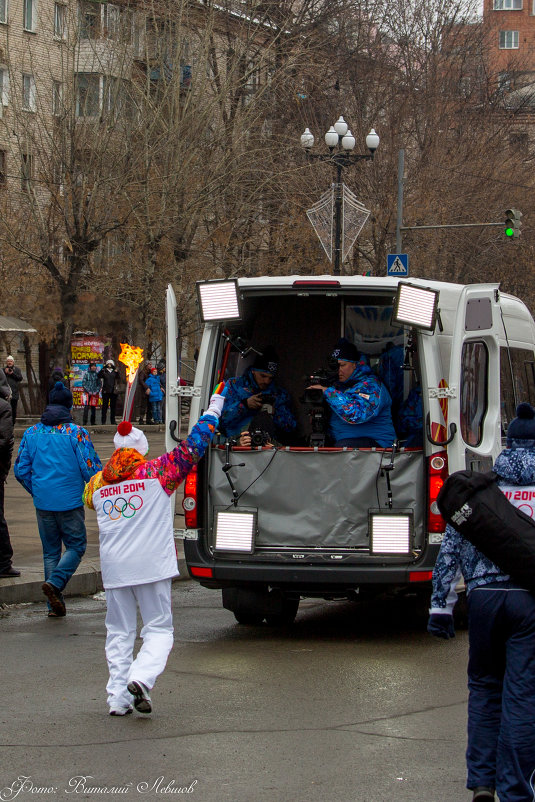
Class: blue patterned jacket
430,447,535,613
219,367,296,438
323,359,396,447
14,405,102,511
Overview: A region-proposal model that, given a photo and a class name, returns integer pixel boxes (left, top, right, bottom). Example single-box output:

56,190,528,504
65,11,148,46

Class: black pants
101,393,117,425
10,398,17,424
83,403,96,426
0,476,13,572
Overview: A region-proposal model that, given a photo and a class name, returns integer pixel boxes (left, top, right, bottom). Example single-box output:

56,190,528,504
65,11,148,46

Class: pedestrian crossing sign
387,253,409,277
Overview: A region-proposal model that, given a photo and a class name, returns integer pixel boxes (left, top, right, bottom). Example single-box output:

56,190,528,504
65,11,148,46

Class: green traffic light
505,226,514,237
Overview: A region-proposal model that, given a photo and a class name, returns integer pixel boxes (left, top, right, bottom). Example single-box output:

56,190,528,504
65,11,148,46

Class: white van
165,276,535,625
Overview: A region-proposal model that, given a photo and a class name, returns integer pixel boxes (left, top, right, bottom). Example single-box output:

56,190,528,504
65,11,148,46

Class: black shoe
42,582,66,616
472,788,495,801
127,680,152,714
0,566,21,578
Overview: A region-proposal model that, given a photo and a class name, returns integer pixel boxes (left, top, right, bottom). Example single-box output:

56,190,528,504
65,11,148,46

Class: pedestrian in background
157,361,166,423
48,366,67,397
428,402,535,802
83,391,225,716
0,383,19,578
14,381,102,616
4,356,22,424
145,367,164,424
81,362,102,427
138,361,153,425
98,360,119,425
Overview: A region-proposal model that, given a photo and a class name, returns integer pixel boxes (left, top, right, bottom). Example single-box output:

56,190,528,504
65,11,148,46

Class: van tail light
182,466,198,528
428,452,448,533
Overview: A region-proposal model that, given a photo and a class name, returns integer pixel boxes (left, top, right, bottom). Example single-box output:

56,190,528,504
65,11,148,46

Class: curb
0,557,190,606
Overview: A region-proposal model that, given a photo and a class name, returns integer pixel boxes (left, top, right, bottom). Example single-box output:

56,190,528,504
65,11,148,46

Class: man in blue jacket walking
14,381,102,616
428,402,535,802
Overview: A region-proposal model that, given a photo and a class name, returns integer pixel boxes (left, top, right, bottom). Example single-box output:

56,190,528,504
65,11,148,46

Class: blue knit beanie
507,402,535,445
49,380,73,409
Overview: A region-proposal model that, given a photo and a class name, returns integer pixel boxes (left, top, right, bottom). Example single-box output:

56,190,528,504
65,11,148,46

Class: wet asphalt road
0,582,470,802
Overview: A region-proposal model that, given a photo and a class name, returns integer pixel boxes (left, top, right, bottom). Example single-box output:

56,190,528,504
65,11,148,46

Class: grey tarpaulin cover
208,448,425,549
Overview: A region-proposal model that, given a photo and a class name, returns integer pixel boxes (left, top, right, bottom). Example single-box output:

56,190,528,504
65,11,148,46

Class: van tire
233,608,265,626
265,595,300,627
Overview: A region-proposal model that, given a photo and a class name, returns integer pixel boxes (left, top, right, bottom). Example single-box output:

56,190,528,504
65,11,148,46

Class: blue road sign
387,253,409,277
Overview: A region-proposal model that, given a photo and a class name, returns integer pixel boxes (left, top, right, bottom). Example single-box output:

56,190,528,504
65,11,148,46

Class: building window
22,73,35,110
494,0,522,7
21,153,33,192
499,30,519,48
75,72,99,116
78,0,99,39
0,151,6,186
0,0,7,24
23,0,35,31
52,80,62,114
0,67,8,105
54,3,66,38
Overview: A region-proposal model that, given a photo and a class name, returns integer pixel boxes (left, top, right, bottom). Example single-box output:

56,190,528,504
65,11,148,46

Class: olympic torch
119,343,144,422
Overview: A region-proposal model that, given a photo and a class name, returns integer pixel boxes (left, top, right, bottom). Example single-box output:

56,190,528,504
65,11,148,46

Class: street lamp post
300,117,379,275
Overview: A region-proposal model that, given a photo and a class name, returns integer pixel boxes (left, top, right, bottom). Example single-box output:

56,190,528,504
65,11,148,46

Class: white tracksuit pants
105,578,174,710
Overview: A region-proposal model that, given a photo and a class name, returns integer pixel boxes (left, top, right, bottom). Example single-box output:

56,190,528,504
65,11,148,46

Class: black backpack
436,470,535,593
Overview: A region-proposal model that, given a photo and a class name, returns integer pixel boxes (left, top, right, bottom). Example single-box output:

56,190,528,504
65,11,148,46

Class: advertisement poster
70,336,111,409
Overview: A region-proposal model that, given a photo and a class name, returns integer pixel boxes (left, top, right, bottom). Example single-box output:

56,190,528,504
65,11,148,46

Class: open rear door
165,283,179,452
447,284,501,474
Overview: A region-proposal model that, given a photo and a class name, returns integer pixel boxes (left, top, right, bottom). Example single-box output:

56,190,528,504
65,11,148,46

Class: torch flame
119,343,144,383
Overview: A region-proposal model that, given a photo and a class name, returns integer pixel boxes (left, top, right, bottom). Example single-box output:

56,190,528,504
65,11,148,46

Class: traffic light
505,208,522,239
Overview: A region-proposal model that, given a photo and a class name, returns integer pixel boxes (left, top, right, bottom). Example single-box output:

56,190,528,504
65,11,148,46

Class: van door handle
169,420,180,442
425,413,457,446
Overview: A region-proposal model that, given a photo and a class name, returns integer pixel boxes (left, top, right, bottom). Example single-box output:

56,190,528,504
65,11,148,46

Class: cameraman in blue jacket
429,403,535,802
307,338,396,448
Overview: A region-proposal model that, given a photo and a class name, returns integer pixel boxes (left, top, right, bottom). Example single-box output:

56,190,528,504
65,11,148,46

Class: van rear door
447,284,501,474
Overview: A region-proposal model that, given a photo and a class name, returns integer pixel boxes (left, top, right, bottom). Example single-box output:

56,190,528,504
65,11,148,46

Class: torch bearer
119,343,144,422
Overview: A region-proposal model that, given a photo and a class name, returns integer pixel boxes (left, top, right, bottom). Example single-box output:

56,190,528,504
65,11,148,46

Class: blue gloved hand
427,613,455,639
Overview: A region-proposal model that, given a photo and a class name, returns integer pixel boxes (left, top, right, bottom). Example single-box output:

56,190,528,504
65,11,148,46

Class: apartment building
483,0,535,90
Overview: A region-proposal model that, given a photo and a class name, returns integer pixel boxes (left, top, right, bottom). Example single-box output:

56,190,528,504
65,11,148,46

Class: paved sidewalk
0,423,191,606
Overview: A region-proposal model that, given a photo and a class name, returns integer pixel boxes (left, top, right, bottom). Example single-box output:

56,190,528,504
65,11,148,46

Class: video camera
300,369,334,405
299,368,336,447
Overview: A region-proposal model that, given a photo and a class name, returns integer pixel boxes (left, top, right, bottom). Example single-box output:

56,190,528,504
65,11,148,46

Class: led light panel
393,283,439,331
369,512,412,554
197,280,241,322
214,510,256,553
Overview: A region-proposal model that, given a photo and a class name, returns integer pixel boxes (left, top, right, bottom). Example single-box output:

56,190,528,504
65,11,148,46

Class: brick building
483,0,535,91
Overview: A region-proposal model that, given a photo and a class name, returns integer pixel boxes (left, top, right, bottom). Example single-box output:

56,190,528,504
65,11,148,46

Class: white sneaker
127,680,152,714
109,705,133,716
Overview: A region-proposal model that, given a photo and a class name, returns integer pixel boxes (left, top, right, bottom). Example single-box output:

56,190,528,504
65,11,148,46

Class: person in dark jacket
48,367,67,398
138,361,154,425
428,402,535,802
0,383,19,578
14,381,102,616
98,360,120,425
307,338,396,447
4,356,22,423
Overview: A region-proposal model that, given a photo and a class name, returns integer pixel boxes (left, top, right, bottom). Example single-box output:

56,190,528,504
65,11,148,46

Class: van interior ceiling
216,291,421,446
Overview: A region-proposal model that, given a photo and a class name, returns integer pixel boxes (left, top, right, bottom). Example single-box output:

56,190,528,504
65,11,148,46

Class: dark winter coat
98,367,119,395
4,365,22,400
0,387,14,477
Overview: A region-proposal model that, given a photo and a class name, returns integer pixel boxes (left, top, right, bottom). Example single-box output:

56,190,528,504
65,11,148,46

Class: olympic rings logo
103,495,144,520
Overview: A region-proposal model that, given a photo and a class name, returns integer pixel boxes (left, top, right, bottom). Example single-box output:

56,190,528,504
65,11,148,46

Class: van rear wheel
233,608,265,626
265,596,300,627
